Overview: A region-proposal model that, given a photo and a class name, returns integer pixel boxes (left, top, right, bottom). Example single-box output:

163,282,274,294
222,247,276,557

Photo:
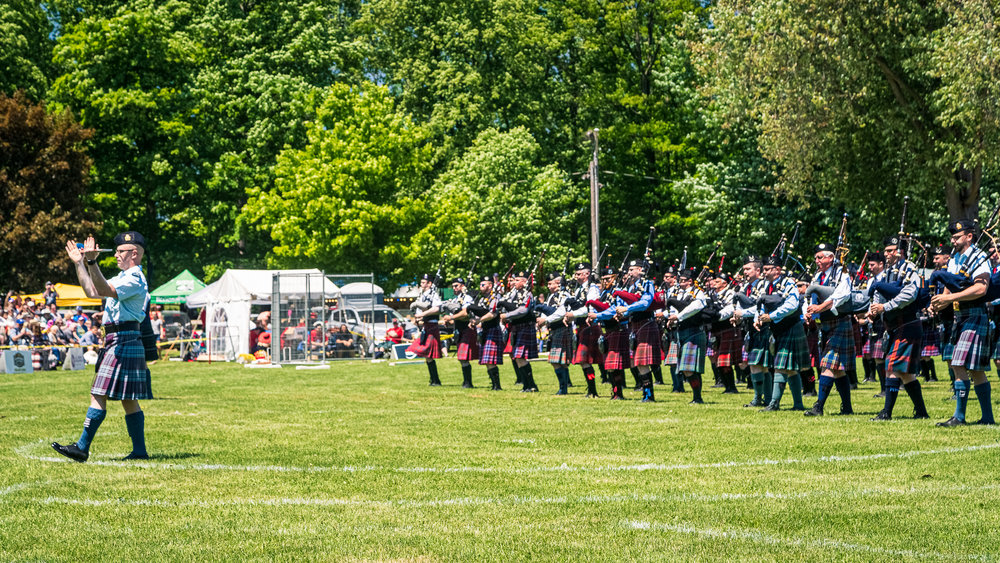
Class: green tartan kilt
771,323,810,372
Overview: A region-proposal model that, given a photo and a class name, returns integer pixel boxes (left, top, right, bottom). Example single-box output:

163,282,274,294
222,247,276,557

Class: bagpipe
440,255,480,316
924,200,1000,301
410,253,446,314
585,244,633,313
612,227,657,307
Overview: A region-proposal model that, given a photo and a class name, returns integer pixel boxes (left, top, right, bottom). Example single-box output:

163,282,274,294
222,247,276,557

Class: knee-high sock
833,376,853,412
599,365,608,383
671,365,684,391
461,364,473,386
652,364,663,385
800,369,816,394
876,360,887,391
76,407,107,451
903,379,928,417
721,366,736,392
953,379,970,421
926,359,937,380
688,374,703,402
641,371,655,401
487,365,501,389
750,371,765,402
583,366,596,381
882,378,901,416
515,362,524,384
630,367,641,388
816,375,836,408
847,367,859,386
763,370,774,404
124,411,146,456
770,372,787,408
427,360,440,384
787,372,804,409
974,381,995,424
611,370,626,397
862,357,874,380
523,363,536,390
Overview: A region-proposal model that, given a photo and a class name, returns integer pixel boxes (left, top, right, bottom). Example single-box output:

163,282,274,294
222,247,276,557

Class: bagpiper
442,277,478,388
657,267,684,393
408,273,444,386
733,255,772,407
589,266,631,399
467,275,505,391
537,272,574,395
566,262,604,398
754,255,808,410
668,268,710,404
707,272,740,394
615,259,662,402
804,243,857,416
499,270,540,392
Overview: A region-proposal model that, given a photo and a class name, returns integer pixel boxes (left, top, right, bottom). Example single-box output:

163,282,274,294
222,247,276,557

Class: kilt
573,324,604,365
712,327,742,368
603,327,631,370
548,325,574,365
819,316,856,372
860,321,884,357
884,319,922,375
456,325,480,361
508,322,539,360
951,307,991,371
746,327,771,367
920,319,940,357
407,323,442,359
677,326,706,374
630,319,662,367
664,329,680,365
92,330,152,401
478,324,505,365
771,324,810,372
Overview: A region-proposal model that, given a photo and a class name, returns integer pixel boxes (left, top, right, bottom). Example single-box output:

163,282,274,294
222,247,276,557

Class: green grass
2,358,999,561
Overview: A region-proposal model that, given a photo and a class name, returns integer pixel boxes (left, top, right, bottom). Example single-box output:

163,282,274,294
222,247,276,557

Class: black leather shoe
790,405,806,411
689,399,705,404
871,410,891,421
722,389,740,394
122,451,149,460
462,383,474,389
743,398,764,408
610,395,625,401
912,411,930,420
838,407,854,415
972,418,997,425
586,392,599,399
873,391,885,398
936,416,966,427
51,442,88,462
641,396,655,403
760,404,779,412
804,404,823,417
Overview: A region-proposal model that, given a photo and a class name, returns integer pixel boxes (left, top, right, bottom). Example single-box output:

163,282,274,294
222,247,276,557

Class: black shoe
586,392,599,399
804,404,823,417
641,396,655,403
722,389,740,394
873,391,885,399
803,391,818,397
122,451,149,460
862,377,876,384
689,399,705,404
760,404,779,412
51,442,88,462
871,410,891,421
790,406,806,411
849,384,858,390
462,383,474,389
429,382,442,387
743,398,764,408
711,382,725,388
972,418,997,425
610,395,625,401
553,389,567,395
929,376,939,382
838,407,854,415
936,417,966,427
912,411,929,420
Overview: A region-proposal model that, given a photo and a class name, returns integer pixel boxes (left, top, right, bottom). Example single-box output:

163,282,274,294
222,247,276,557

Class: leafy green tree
0,91,99,290
240,84,434,283
0,0,56,100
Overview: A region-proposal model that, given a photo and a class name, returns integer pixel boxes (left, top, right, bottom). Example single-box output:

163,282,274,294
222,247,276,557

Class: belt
104,321,140,333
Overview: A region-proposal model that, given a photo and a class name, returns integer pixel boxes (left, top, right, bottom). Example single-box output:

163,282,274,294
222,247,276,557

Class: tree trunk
944,164,982,223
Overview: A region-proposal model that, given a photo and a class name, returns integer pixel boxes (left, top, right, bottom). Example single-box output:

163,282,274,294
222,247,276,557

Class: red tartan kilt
508,322,538,360
456,325,480,361
503,331,513,354
631,319,661,366
478,325,504,365
603,328,631,370
573,324,604,365
407,324,442,359
713,327,743,368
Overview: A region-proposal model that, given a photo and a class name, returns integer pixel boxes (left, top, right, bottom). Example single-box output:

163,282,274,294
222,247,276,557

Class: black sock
487,365,501,389
652,365,663,384
630,367,641,388
903,379,928,417
461,364,472,386
876,361,887,391
883,378,900,416
599,366,608,383
688,374,703,402
926,360,937,380
833,376,853,412
514,362,524,384
428,360,440,384
862,358,874,380
612,370,626,397
847,368,858,386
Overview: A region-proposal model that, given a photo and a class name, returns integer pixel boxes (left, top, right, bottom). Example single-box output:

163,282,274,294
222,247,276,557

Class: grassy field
1,357,999,561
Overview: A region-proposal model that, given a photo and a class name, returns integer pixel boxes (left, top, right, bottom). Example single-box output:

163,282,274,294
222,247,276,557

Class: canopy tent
23,283,102,308
150,269,206,304
185,269,340,360
338,282,384,309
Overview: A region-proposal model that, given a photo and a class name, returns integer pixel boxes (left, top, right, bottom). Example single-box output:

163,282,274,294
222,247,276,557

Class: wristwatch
86,259,97,266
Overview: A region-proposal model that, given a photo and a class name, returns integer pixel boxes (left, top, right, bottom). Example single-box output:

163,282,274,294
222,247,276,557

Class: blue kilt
677,326,706,374
92,330,152,401
548,325,573,364
772,323,810,372
819,316,856,372
746,327,771,367
508,322,538,360
885,318,922,375
478,324,505,366
951,307,991,371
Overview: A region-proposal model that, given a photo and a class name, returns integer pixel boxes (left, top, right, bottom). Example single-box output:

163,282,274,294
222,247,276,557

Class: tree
240,84,434,283
412,127,582,281
0,91,99,290
0,0,56,101
698,0,1000,225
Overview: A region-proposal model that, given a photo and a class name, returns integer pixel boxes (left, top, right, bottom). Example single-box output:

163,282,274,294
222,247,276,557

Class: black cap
663,265,678,275
948,220,976,234
45,281,53,286
883,235,901,248
478,275,493,283
867,251,885,263
114,231,146,249
600,266,617,277
573,261,592,272
514,270,530,279
678,268,695,280
743,255,761,265
931,245,950,257
626,259,645,269
763,255,781,267
546,272,562,282
814,243,834,254
420,273,433,281
451,277,466,285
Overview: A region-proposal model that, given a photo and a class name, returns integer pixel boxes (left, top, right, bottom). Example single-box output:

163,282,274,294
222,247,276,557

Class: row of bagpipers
406,199,999,426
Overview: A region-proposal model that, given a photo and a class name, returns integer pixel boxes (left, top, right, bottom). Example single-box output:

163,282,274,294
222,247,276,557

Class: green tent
150,269,207,305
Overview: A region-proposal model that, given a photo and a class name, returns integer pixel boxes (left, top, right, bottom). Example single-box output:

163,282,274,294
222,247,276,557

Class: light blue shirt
103,266,148,324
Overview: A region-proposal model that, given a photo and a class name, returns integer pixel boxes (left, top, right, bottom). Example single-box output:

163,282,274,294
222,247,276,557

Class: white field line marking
0,482,36,496
8,483,1000,510
627,520,996,561
16,439,1000,474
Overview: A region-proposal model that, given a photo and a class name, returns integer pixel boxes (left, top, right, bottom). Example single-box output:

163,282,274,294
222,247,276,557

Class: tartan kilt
884,319,922,375
677,326,706,374
407,323,442,359
819,316,856,372
478,324,505,366
772,323,811,372
508,322,538,360
92,330,152,401
746,327,771,367
664,329,680,365
630,319,661,367
861,323,883,357
548,325,573,365
951,308,991,371
603,328,631,370
573,324,604,365
456,325,480,361
712,327,742,368
920,320,940,357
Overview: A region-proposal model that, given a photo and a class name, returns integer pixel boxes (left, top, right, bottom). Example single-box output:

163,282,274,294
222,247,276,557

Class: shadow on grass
147,452,200,461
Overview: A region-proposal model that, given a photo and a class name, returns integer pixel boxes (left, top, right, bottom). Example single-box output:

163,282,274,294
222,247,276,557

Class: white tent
186,269,340,360
338,282,384,309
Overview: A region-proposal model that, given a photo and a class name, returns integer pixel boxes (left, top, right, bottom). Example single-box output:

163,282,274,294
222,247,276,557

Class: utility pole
586,129,600,268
